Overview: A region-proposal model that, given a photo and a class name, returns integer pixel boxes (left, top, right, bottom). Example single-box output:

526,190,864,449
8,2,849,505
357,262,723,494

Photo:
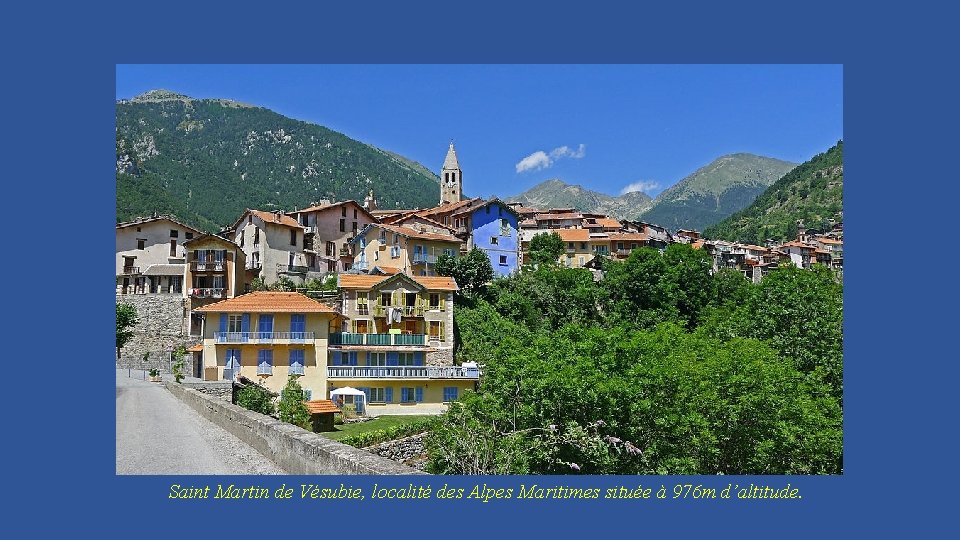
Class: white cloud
516,144,587,173
620,180,661,195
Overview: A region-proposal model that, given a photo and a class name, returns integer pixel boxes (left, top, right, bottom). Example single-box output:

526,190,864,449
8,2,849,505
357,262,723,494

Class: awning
187,344,203,352
329,386,366,397
142,264,186,276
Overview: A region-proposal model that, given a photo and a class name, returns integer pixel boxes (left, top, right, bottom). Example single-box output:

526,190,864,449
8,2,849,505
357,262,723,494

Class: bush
340,419,435,448
236,384,276,416
278,376,311,429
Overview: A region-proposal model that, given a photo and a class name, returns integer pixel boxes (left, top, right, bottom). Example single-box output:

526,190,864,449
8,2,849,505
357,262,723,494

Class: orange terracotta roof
782,241,815,249
416,198,484,217
743,245,770,252
248,209,302,229
817,237,843,244
338,273,459,291
690,239,705,249
375,223,461,243
370,266,402,275
394,214,458,233
187,343,203,352
555,229,591,242
291,200,377,222
586,218,622,228
194,291,336,313
305,400,340,414
536,213,583,221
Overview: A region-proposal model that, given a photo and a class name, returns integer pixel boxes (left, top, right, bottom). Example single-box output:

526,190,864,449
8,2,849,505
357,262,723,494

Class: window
257,349,273,375
443,248,454,257
342,206,347,217
170,276,182,293
353,319,370,334
289,349,305,375
352,221,358,233
339,219,345,232
137,239,146,250
380,292,392,306
185,232,193,240
398,352,416,366
405,292,417,307
393,234,400,245
353,209,358,219
228,315,243,333
258,314,274,339
290,314,306,338
169,240,177,256
170,229,178,238
357,294,369,315
368,352,387,366
490,236,498,245
443,387,458,402
379,229,386,243
136,227,141,232
369,387,386,402
290,229,297,246
500,218,510,235
486,206,490,214
390,246,400,258
499,255,508,266
429,293,441,310
580,242,587,250
401,387,423,403
302,389,312,401
429,321,445,341
617,242,624,250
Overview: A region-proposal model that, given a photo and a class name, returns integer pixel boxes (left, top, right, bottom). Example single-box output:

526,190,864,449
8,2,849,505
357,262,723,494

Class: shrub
278,376,311,429
236,384,276,416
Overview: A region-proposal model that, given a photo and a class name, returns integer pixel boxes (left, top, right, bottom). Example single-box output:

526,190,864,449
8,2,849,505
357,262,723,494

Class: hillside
116,89,442,232
508,179,653,220
703,141,843,244
638,153,798,232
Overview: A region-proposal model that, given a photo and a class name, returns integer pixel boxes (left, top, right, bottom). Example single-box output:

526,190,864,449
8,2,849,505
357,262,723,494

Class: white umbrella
329,386,366,414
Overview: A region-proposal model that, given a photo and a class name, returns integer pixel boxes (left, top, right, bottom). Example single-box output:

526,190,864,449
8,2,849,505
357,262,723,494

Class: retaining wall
165,382,424,475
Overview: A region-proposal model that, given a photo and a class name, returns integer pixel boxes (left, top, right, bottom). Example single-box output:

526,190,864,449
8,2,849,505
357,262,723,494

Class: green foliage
116,96,442,231
705,141,843,243
172,345,187,383
148,368,160,378
249,277,268,291
303,275,337,291
278,376,311,429
236,384,277,416
527,232,565,267
116,303,139,358
435,247,494,297
271,276,296,292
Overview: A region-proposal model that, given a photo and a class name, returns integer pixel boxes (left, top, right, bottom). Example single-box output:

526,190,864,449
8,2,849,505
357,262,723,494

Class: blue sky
116,64,842,199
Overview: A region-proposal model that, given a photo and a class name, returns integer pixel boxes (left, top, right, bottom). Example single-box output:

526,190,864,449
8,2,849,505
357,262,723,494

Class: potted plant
149,368,162,382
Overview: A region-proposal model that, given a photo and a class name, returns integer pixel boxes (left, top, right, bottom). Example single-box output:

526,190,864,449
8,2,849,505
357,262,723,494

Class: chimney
275,211,282,222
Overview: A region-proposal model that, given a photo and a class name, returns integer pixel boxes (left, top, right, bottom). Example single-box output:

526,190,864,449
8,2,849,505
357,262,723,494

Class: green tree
116,303,139,360
278,376,311,429
527,232,565,267
236,384,277,415
172,345,187,383
663,243,715,328
435,247,494,298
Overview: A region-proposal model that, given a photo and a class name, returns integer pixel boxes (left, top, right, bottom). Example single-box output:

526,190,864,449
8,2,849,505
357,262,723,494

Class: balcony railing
329,333,428,347
214,331,315,343
327,365,479,379
278,263,309,274
246,260,262,270
257,365,273,375
289,364,305,376
372,305,425,317
121,266,140,275
412,254,437,264
191,261,226,272
190,288,226,298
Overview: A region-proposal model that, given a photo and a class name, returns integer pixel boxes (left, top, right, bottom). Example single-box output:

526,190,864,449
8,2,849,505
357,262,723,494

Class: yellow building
195,291,339,400
351,223,463,277
330,273,478,416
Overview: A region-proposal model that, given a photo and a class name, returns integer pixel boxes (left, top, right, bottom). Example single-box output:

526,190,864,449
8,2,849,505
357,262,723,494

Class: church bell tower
440,141,462,205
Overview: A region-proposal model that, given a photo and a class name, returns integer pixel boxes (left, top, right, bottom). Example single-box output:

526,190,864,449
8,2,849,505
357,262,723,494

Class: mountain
704,141,843,244
507,179,653,220
638,153,798,232
116,89,442,232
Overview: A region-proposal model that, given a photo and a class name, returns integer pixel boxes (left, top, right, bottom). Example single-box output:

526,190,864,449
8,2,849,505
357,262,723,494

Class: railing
246,260,262,270
289,364,305,376
412,254,437,264
121,266,139,274
372,305,425,317
327,365,479,379
329,333,427,346
191,261,226,272
189,288,226,298
257,365,273,375
278,263,309,274
214,331,315,343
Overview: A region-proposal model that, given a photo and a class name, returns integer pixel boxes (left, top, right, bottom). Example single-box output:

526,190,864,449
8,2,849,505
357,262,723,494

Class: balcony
121,266,140,275
329,332,428,347
412,253,437,264
278,263,309,274
354,261,369,271
372,305,425,317
214,331,316,343
190,288,226,299
327,365,479,379
245,260,262,270
191,261,226,272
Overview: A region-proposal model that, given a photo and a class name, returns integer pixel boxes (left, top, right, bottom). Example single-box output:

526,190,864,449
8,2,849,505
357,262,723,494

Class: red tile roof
187,343,204,352
194,291,336,313
608,232,649,242
249,209,303,228
416,198,484,217
290,200,377,222
375,223,461,243
305,400,340,414
555,229,591,242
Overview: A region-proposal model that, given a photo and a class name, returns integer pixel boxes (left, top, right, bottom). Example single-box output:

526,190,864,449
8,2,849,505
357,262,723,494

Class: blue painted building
455,198,521,276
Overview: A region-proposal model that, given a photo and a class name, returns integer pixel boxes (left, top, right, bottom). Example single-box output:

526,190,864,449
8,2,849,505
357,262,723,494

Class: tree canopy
116,302,139,359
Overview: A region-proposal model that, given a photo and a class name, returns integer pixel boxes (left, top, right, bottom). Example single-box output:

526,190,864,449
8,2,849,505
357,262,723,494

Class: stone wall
116,293,197,359
365,432,429,471
182,381,233,401
425,350,453,367
165,382,424,475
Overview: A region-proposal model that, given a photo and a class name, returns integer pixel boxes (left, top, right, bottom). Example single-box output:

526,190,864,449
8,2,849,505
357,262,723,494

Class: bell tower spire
440,141,462,205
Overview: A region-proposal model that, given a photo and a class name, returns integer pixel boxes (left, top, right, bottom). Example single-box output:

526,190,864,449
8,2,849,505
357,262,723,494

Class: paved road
116,370,284,475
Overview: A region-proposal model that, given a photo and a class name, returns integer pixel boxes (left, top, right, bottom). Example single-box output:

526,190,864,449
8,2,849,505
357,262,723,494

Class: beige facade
116,216,201,295
231,210,308,286
288,200,377,274
352,224,462,277
184,234,247,336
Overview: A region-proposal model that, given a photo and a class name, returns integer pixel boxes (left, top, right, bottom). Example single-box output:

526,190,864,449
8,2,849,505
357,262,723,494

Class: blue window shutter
385,387,393,403
361,387,370,400
332,351,340,365
414,352,424,366
349,352,358,366
241,313,250,333
387,352,399,366
415,387,423,402
219,314,227,333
